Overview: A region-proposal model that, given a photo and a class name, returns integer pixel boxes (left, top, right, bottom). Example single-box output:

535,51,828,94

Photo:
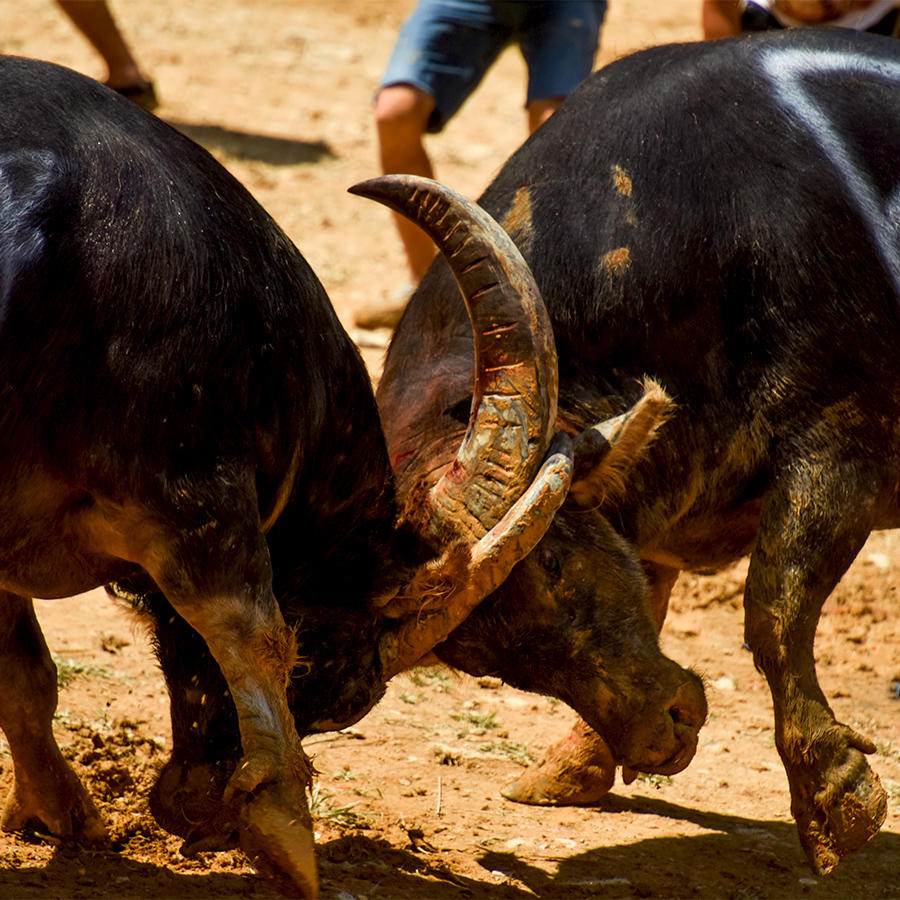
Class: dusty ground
0,1,897,898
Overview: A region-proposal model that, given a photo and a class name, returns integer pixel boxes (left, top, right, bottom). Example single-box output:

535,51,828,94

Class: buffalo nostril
668,703,700,730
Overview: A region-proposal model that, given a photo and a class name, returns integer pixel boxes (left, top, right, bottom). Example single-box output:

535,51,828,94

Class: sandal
112,80,159,112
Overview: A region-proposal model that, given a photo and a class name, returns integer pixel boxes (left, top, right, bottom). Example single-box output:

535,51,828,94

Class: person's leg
527,97,563,133
374,85,438,284
372,0,512,288
867,8,900,35
519,1,605,133
56,1,157,109
740,2,783,32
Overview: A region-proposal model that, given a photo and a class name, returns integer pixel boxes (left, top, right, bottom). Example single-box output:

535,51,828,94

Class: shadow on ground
168,120,335,166
1,800,897,899
0,845,281,899
317,796,900,899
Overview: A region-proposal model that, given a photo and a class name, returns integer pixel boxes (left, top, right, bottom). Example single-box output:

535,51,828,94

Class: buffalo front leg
96,474,317,897
502,563,679,805
502,716,615,805
744,462,887,874
171,588,316,895
0,591,106,843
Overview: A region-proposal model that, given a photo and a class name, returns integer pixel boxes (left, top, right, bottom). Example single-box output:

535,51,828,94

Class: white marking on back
760,47,900,296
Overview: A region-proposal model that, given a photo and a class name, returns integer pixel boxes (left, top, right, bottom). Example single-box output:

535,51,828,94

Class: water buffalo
125,183,705,866
0,56,573,896
376,27,899,875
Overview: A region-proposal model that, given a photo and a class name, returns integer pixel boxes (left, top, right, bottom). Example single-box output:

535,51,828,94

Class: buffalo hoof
785,720,889,876
1,760,107,844
221,743,318,899
796,754,887,875
502,721,616,806
154,754,317,896
239,779,317,899
150,759,239,851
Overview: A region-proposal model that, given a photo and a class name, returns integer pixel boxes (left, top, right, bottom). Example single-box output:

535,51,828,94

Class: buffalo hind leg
0,591,106,842
503,563,679,805
744,460,887,874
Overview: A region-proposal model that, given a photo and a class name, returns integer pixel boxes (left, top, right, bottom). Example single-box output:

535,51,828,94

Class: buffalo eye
446,396,472,425
537,548,560,575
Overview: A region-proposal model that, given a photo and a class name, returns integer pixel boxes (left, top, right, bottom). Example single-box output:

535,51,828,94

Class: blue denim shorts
380,0,607,132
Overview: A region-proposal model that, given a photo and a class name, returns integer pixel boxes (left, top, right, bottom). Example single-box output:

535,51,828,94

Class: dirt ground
0,1,897,898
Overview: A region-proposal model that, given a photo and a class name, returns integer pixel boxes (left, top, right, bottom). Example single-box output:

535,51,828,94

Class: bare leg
374,84,438,284
56,1,146,88
527,97,564,133
0,591,106,842
56,1,157,110
502,561,680,805
744,459,886,874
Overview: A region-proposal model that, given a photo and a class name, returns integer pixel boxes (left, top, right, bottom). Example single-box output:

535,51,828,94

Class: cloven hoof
806,768,887,875
238,782,318,898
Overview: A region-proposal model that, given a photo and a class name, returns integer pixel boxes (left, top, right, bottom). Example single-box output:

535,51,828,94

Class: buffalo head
142,175,574,849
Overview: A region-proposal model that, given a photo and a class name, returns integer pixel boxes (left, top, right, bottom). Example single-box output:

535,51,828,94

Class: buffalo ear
569,379,673,507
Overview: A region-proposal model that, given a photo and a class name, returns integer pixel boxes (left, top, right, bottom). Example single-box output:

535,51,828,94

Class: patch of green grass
731,888,763,900
636,772,672,788
876,741,900,763
450,710,501,730
399,692,423,705
352,785,383,800
476,837,501,850
478,740,534,766
308,784,369,827
53,657,109,689
333,766,357,781
407,666,451,691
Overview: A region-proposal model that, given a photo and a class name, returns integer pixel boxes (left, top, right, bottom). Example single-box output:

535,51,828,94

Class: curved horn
378,432,573,679
350,175,572,676
349,175,558,545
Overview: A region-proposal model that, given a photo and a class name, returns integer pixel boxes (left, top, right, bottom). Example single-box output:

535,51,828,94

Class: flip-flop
113,80,159,112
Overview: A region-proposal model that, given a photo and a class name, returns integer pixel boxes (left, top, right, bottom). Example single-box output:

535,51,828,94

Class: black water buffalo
0,56,576,896
31,25,895,886
376,28,899,875
122,23,898,884
119,216,704,870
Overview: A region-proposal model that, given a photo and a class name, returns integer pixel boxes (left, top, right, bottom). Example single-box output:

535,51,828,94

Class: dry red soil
0,2,897,898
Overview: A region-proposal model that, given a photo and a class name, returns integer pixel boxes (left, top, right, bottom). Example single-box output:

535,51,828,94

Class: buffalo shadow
477,794,900,899
2,799,896,898
0,842,282,899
